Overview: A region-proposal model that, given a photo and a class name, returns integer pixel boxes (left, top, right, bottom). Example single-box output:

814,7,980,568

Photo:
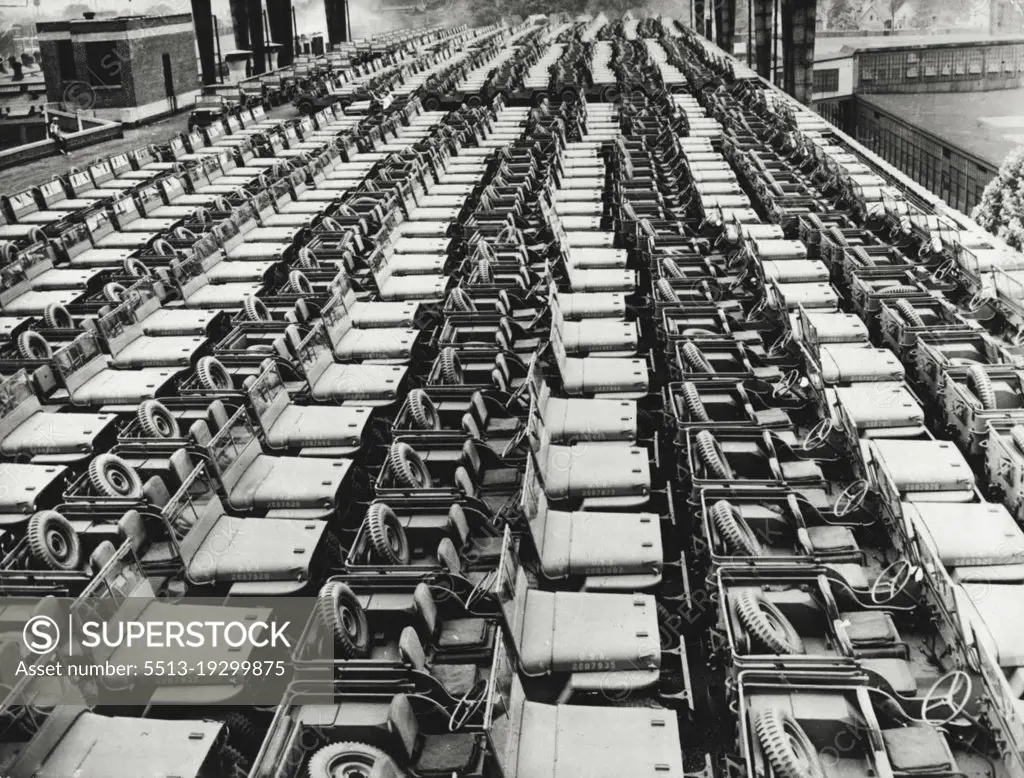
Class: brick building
36,14,200,125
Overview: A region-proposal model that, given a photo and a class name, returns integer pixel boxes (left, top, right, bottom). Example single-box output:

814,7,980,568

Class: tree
884,0,906,28
973,146,1024,252
826,0,852,28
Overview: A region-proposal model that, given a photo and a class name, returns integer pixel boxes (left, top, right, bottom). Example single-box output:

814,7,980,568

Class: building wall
812,57,855,98
37,15,200,124
853,97,998,213
856,41,1024,93
124,30,198,109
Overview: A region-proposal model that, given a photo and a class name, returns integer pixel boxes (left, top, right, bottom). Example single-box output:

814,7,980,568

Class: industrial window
84,41,123,87
56,40,75,82
968,50,983,74
813,68,840,93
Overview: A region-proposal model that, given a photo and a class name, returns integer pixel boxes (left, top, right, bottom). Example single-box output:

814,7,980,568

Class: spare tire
438,347,463,385
43,303,73,330
679,381,710,423
152,238,175,256
27,510,82,571
477,258,494,284
892,298,925,328
317,582,370,658
735,590,804,654
103,282,127,303
123,258,151,277
366,503,410,565
710,500,761,556
17,331,51,361
754,708,823,778
695,430,734,480
681,341,714,374
655,278,680,303
662,258,685,279
137,399,180,439
288,270,313,295
87,453,143,499
242,296,270,322
387,442,430,488
406,389,439,430
449,287,476,313
196,356,232,391
297,247,319,269
967,364,996,411
306,742,399,778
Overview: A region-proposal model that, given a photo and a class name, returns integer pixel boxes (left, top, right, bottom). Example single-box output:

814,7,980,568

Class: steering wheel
833,479,869,518
501,425,529,458
745,297,767,323
800,418,834,452
870,559,915,605
966,290,993,314
768,330,793,359
773,369,802,399
921,670,973,726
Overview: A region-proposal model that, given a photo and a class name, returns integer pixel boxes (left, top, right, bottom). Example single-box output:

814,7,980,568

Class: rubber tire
439,347,463,385
388,442,430,488
655,278,680,302
288,270,313,295
243,296,270,322
735,590,804,654
102,282,127,303
967,364,996,411
681,341,714,374
152,239,175,256
306,742,398,778
87,454,143,499
662,257,684,279
892,298,925,328
217,712,259,757
220,744,250,775
123,258,151,277
137,399,180,439
43,303,73,329
317,582,370,659
710,500,762,556
449,287,476,313
754,708,823,778
407,389,440,430
197,356,232,391
27,510,82,571
366,503,411,565
680,382,710,422
17,331,51,361
478,258,494,283
297,247,319,269
695,430,734,480
875,284,920,297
